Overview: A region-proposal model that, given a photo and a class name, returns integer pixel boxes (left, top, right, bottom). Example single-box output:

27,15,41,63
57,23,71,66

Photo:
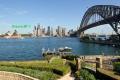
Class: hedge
113,62,120,73
62,55,78,60
0,58,70,76
75,69,96,80
0,66,60,80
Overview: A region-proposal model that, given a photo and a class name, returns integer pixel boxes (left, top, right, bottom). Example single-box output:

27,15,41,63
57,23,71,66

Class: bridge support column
80,32,84,38
76,58,81,70
96,57,103,69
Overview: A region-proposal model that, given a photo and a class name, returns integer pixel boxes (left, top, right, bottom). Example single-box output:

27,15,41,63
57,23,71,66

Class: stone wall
79,55,120,60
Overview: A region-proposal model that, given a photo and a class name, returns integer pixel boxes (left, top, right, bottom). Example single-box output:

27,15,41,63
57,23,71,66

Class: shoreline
80,39,120,47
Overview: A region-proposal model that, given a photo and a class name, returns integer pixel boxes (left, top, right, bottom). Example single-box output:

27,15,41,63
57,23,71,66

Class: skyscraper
42,27,45,36
36,25,39,37
56,26,62,37
33,24,68,37
37,24,44,37
62,28,66,37
47,26,51,36
33,26,37,37
51,27,53,36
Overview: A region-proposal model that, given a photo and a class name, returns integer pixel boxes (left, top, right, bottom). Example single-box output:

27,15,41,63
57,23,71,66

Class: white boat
58,46,72,53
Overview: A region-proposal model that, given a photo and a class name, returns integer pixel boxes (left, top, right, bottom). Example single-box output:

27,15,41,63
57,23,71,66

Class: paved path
57,72,75,80
0,71,39,80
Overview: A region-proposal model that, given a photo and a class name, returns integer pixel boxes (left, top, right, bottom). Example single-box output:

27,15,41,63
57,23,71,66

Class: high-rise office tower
42,27,45,36
57,26,62,37
36,25,39,37
37,24,44,37
62,28,66,37
51,27,53,36
37,24,40,36
33,26,37,37
47,26,51,36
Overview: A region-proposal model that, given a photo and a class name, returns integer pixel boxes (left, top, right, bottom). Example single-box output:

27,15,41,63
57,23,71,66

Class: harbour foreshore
80,39,120,47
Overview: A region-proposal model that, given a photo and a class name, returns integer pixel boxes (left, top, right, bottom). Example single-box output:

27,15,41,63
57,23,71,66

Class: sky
0,0,120,34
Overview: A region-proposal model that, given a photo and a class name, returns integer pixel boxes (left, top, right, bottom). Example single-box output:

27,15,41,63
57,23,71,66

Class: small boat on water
58,47,72,53
42,47,72,56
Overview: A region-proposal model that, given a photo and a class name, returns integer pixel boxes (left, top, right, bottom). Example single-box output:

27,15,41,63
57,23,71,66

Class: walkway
0,71,38,80
57,72,75,80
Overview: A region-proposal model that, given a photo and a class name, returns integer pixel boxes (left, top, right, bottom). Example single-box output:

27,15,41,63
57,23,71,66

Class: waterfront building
36,25,39,37
38,24,41,36
96,35,110,41
4,30,22,39
37,24,42,37
53,29,57,37
33,26,37,37
56,26,62,37
32,24,69,37
40,26,43,36
42,27,46,36
56,26,68,37
88,34,97,40
87,34,110,41
62,28,66,37
51,27,53,36
5,31,12,36
47,26,51,36
68,29,74,36
33,24,46,37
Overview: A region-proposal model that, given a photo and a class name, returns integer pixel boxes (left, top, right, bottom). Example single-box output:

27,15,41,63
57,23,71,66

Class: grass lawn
0,57,71,80
0,66,59,80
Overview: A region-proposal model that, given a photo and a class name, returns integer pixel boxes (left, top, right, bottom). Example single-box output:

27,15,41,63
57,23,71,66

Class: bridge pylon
79,32,84,38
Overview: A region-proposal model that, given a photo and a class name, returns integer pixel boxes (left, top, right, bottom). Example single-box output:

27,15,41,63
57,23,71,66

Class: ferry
58,47,72,53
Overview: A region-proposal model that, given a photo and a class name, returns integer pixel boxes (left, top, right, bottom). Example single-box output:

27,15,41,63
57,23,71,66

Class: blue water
0,37,119,61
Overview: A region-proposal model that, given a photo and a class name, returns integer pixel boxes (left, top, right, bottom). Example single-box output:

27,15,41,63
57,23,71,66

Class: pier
42,47,72,56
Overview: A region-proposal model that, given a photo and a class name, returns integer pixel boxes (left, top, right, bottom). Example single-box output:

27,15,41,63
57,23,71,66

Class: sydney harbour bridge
76,5,120,38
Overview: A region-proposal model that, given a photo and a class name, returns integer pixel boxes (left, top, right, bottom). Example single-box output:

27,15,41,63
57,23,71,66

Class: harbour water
0,37,119,61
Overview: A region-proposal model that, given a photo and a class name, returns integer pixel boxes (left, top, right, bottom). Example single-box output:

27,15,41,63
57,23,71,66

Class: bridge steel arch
79,5,120,37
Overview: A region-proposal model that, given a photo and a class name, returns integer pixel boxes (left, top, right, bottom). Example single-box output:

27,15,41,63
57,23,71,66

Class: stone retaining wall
0,71,39,80
79,55,120,60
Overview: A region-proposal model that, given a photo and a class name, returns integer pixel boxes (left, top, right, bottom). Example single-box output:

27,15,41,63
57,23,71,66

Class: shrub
75,71,80,78
0,66,60,80
62,55,78,60
113,62,120,73
0,58,71,76
75,69,96,80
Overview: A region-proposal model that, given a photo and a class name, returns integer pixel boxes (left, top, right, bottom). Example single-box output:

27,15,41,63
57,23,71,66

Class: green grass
0,66,60,80
0,57,71,80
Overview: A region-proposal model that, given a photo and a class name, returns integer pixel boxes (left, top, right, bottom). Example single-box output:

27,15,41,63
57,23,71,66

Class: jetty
42,47,72,56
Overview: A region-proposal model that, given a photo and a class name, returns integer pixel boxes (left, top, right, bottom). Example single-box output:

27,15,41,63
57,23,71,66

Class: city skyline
1,24,70,37
33,24,68,37
0,0,120,34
